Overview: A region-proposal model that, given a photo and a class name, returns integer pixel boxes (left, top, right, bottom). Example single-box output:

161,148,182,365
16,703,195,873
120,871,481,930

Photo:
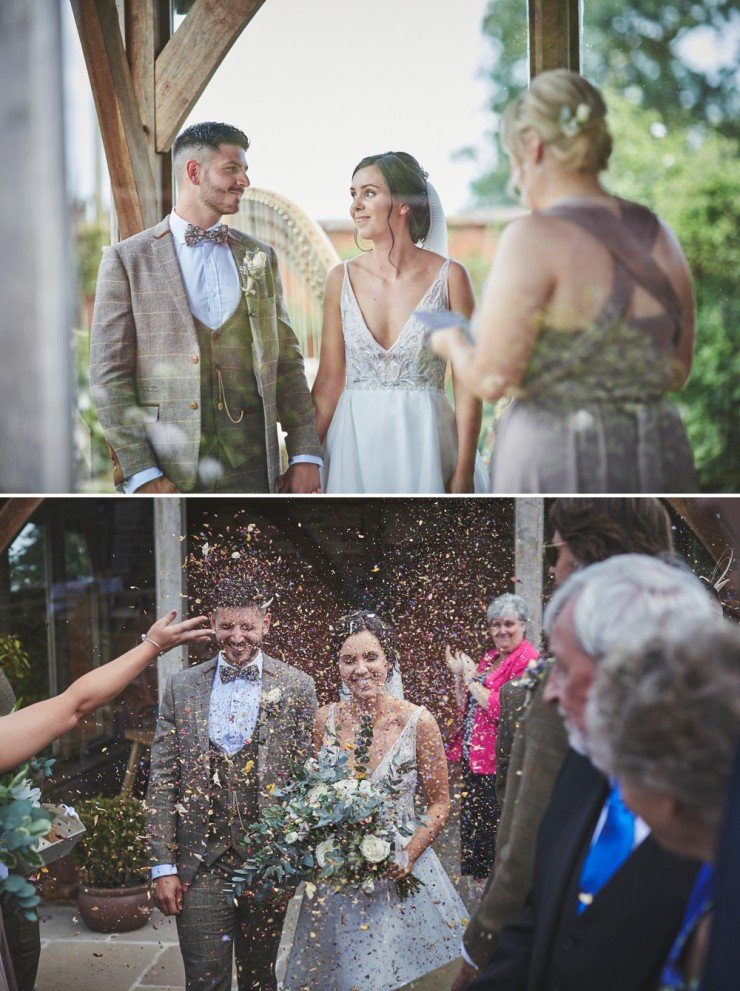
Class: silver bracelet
141,634,163,652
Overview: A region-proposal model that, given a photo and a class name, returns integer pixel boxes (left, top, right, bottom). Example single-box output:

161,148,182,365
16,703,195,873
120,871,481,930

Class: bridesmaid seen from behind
431,70,698,494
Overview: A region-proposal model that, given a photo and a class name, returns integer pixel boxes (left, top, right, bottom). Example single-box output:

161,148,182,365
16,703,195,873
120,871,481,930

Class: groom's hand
136,476,181,494
277,463,321,493
154,875,184,915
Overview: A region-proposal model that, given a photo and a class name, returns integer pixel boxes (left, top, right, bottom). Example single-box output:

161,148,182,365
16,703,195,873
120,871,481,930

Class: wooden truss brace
71,0,266,239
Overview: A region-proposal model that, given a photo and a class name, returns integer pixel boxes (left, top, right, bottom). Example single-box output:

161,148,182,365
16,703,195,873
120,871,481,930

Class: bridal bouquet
233,715,424,902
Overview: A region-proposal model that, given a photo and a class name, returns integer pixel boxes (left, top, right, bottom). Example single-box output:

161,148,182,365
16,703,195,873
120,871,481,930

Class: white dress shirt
125,210,321,492
151,650,264,880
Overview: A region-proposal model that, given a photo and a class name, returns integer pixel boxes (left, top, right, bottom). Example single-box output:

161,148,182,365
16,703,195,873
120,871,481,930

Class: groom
90,121,322,493
146,592,318,990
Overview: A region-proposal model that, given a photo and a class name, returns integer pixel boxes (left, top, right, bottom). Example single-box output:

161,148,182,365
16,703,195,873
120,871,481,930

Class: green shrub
72,796,149,888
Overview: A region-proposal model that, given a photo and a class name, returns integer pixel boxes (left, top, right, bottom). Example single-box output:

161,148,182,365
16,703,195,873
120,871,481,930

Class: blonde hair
500,69,612,174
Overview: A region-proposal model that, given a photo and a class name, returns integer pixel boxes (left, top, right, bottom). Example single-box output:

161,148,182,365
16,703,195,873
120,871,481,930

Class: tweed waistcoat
193,296,267,471
204,736,260,868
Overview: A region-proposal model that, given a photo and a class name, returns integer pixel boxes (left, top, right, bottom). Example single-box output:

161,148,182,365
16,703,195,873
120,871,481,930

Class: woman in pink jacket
445,593,538,880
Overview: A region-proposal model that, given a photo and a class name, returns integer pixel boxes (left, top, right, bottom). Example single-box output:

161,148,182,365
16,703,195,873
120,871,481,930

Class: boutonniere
260,687,283,713
240,249,268,298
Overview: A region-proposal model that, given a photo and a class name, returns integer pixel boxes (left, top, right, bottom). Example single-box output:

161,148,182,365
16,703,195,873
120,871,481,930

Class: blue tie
577,782,635,913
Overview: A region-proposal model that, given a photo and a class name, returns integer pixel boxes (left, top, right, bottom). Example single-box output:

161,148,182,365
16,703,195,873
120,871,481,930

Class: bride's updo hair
332,610,400,677
353,152,431,244
500,70,612,175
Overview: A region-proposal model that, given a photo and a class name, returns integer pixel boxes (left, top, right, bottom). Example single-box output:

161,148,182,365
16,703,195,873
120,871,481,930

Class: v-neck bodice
340,260,451,392
326,703,424,811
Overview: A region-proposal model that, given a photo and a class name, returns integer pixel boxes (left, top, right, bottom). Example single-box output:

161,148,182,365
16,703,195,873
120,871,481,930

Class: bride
282,611,468,991
312,152,487,493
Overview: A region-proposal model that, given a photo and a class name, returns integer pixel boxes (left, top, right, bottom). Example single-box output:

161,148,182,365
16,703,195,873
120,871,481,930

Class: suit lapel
537,751,608,941
190,656,218,755
228,234,266,394
151,217,198,349
256,653,279,773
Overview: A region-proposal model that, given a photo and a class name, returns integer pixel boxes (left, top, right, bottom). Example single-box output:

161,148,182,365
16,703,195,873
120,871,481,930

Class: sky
62,0,493,221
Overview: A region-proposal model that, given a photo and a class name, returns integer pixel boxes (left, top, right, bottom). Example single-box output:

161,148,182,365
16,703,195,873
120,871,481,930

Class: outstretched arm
432,216,553,402
0,612,212,772
447,261,482,493
388,709,451,876
311,264,346,444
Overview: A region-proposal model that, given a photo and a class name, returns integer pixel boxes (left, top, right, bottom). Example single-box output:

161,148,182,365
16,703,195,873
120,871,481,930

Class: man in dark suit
468,554,714,991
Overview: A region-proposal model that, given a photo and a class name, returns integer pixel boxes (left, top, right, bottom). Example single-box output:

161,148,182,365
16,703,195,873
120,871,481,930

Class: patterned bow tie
184,223,229,247
219,662,260,684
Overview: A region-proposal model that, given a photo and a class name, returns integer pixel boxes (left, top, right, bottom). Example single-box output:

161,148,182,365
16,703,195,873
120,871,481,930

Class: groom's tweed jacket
146,652,317,886
89,217,321,491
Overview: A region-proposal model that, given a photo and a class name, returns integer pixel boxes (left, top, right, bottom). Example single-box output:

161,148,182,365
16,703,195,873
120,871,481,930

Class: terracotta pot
77,883,152,933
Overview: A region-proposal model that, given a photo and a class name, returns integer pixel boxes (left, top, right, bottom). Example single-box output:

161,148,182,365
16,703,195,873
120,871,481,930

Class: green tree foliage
468,0,739,202
605,94,739,489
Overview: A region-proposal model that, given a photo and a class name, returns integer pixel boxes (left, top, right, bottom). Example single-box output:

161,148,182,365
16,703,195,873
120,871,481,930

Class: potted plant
72,795,152,933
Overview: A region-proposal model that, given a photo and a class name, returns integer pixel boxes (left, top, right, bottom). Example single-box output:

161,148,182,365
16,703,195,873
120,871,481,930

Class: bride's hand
446,468,474,494
444,645,464,677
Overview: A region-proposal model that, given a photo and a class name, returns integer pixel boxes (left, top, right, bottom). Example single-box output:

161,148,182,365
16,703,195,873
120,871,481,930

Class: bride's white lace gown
282,704,469,991
321,260,488,493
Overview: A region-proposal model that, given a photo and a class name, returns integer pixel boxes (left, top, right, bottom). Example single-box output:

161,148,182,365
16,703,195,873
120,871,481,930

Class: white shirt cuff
460,942,478,969
288,455,323,467
151,864,178,879
124,467,163,493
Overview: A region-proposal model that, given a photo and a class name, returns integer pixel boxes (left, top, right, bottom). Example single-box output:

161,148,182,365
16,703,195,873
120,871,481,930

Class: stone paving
34,902,461,991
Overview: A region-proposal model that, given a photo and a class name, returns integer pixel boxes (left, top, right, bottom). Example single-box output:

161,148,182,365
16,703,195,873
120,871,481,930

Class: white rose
284,831,299,845
263,687,282,705
333,778,359,797
307,784,331,804
315,837,337,867
360,834,391,864
251,251,267,274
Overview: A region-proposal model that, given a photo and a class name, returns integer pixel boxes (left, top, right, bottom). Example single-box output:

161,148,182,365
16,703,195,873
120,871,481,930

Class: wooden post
0,1,74,492
72,0,158,238
154,497,188,697
529,0,580,76
125,0,173,217
515,498,545,651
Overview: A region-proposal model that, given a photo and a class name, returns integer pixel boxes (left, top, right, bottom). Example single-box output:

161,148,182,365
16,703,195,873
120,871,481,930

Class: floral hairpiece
558,102,591,138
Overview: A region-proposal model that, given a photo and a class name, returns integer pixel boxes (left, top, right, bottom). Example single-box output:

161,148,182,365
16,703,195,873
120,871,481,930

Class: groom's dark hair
173,122,249,166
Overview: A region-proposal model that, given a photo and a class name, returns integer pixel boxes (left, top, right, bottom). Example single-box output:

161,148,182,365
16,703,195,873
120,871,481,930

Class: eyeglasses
544,541,567,568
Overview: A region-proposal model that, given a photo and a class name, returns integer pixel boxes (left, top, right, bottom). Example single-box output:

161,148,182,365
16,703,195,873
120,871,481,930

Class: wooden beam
0,500,43,556
155,0,267,152
515,499,545,651
529,0,580,76
72,0,157,237
668,498,736,565
125,0,173,215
